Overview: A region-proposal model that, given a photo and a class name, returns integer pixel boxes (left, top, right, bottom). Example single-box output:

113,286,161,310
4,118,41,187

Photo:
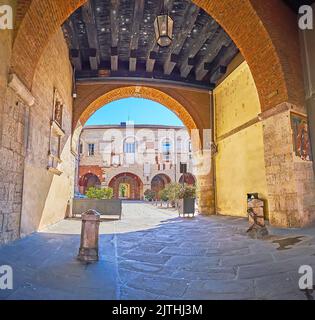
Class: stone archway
7,0,315,229
12,0,304,112
78,173,101,194
179,173,196,186
151,174,171,200
109,172,143,200
75,86,198,131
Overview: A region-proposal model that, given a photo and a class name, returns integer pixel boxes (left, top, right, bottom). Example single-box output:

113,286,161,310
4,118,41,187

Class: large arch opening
74,86,199,131
0,0,313,249
2,0,315,301
77,95,198,203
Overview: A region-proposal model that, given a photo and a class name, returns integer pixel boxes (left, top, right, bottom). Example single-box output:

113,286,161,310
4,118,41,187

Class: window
88,143,95,156
79,143,83,154
124,142,136,153
162,141,171,161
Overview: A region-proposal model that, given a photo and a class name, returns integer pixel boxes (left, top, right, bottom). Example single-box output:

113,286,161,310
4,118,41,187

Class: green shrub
178,184,196,199
103,187,114,199
159,188,169,202
144,189,156,201
86,187,113,200
165,183,181,202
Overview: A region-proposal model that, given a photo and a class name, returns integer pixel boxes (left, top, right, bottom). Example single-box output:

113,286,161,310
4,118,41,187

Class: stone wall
262,104,315,227
0,1,24,244
20,29,75,236
0,89,27,244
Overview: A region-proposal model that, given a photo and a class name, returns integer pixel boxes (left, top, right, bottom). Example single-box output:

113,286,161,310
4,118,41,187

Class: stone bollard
78,210,100,263
247,196,268,239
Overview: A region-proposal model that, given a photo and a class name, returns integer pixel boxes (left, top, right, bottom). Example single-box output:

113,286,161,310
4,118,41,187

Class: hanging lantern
154,11,173,47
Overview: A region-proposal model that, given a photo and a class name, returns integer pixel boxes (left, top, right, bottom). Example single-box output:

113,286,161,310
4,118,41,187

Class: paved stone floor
0,201,315,300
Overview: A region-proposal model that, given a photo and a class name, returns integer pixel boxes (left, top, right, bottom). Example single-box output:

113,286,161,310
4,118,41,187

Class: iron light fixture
154,2,173,47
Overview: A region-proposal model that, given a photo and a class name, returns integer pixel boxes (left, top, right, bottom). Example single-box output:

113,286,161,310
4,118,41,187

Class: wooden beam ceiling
163,3,199,75
62,0,239,89
179,19,219,78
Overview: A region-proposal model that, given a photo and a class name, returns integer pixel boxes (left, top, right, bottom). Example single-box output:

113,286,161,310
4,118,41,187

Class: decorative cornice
258,102,292,121
8,73,35,106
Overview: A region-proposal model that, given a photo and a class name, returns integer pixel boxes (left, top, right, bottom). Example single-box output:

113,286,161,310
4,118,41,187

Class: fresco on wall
291,113,312,161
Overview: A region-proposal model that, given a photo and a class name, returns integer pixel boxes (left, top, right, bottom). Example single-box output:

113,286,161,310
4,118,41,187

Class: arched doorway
151,174,171,200
179,173,196,186
79,173,101,194
109,173,143,200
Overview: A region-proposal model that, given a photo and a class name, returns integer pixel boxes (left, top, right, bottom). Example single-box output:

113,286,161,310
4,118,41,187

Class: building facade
77,123,196,200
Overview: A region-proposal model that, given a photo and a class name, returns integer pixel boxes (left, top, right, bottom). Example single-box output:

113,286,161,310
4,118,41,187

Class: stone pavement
0,201,315,300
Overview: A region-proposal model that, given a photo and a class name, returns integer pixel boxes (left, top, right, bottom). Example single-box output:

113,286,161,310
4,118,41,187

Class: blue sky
85,98,184,126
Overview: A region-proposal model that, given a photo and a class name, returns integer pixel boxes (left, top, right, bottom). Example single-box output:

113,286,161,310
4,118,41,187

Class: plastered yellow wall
214,61,268,218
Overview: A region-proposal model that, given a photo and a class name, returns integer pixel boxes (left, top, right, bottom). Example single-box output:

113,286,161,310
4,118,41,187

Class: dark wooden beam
207,43,239,84
111,46,118,72
82,2,100,70
63,19,82,71
110,0,120,71
209,66,227,84
195,30,231,81
129,49,138,72
146,51,158,73
145,0,175,73
163,4,199,75
179,19,218,78
129,0,145,72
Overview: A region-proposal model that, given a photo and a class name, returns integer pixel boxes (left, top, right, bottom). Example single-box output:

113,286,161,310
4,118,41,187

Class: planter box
72,199,122,220
178,198,196,216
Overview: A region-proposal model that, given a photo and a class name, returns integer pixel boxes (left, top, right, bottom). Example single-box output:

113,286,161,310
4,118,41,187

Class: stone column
78,210,100,262
260,103,315,228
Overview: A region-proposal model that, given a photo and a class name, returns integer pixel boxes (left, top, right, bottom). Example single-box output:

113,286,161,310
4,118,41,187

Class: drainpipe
210,90,217,215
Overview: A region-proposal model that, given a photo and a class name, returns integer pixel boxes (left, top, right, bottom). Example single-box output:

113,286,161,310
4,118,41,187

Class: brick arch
78,173,101,194
12,0,304,111
76,86,198,131
151,174,172,200
109,172,143,200
179,173,196,186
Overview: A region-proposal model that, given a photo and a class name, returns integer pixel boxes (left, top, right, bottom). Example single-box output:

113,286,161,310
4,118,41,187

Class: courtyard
0,201,314,300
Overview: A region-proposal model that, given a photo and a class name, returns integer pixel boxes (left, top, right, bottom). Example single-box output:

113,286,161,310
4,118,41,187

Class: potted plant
178,184,196,216
158,188,169,207
144,189,156,202
86,187,113,200
73,187,122,219
164,182,181,208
